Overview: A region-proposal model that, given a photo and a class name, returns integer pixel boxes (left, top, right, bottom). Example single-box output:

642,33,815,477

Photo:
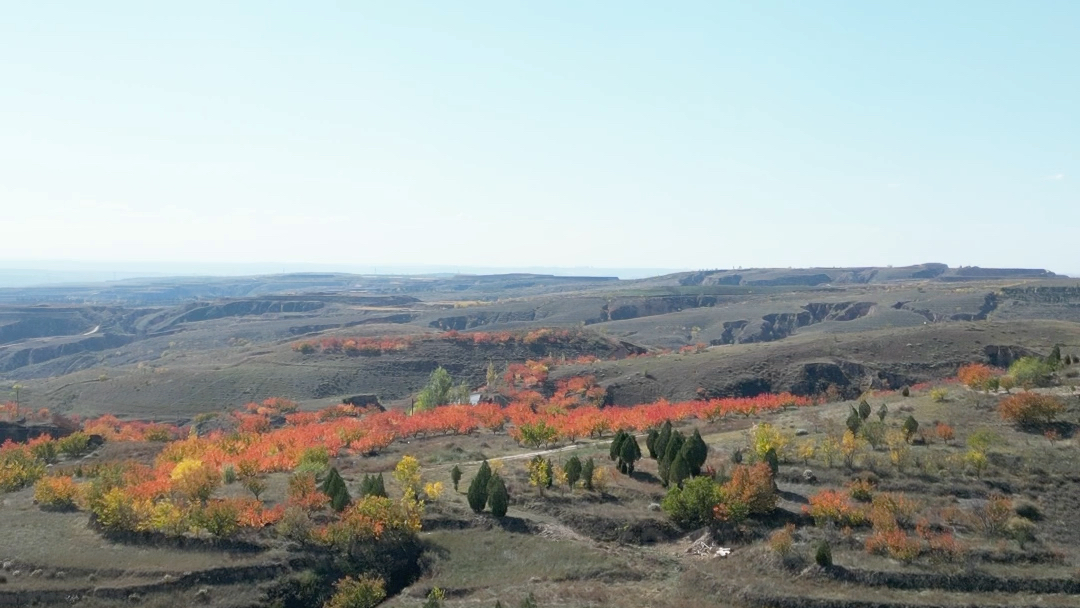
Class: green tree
1047,345,1062,369
581,457,595,491
846,408,863,435
679,428,709,477
858,400,872,421
902,415,919,443
658,430,685,486
877,403,888,422
564,455,582,489
763,447,779,476
617,434,642,475
413,366,471,412
450,465,463,492
488,475,509,517
359,473,387,498
486,360,499,388
1008,356,1054,389
467,461,492,512
320,468,352,512
654,421,673,461
661,476,721,528
669,452,691,487
646,429,660,459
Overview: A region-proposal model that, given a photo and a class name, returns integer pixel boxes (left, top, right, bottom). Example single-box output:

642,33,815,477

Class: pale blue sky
1,2,1076,274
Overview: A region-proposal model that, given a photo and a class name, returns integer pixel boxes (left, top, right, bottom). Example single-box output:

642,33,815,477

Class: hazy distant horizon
0,259,1073,289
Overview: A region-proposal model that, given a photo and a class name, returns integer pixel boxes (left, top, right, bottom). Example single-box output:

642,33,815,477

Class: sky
1,2,1077,276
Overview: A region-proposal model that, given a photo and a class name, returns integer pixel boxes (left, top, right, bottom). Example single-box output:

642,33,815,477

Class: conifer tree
450,465,463,492
669,451,691,488
581,457,595,491
488,475,509,517
680,428,709,476
858,400,872,421
618,434,642,474
564,455,582,489
646,428,659,459
609,430,628,461
659,430,685,486
654,421,673,460
320,467,352,512
468,461,492,512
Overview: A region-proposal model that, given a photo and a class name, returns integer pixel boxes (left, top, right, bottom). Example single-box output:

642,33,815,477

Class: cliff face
710,301,876,345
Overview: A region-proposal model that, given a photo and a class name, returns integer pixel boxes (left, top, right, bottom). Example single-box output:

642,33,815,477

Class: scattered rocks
795,428,809,436
802,469,818,483
54,571,66,579
195,587,211,602
1,561,12,571
647,502,662,512
10,571,20,578
128,592,142,603
29,569,43,578
87,573,97,583
163,574,175,582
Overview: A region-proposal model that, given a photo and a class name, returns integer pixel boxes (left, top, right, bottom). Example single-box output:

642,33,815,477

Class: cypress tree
646,429,659,459
659,430,685,486
544,458,554,489
581,457,595,491
468,461,493,513
654,421,673,461
359,473,387,498
680,429,709,476
450,465,463,492
764,447,779,476
858,400,872,421
564,455,582,489
609,430,627,461
846,408,862,434
669,451,691,488
1048,345,1062,368
488,475,508,517
902,415,919,443
618,434,642,475
320,467,351,512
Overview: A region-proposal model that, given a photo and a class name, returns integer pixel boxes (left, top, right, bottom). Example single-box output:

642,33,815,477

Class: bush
1006,516,1036,548
815,541,832,567
999,393,1065,426
768,524,796,557
33,475,79,510
450,465,462,492
1015,501,1042,521
929,388,948,403
717,463,776,522
324,575,386,608
0,444,46,491
661,476,721,529
957,363,997,389
57,432,92,458
197,500,240,538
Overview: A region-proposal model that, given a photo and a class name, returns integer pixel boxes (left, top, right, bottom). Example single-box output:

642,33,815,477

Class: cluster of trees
466,461,510,517
293,327,600,356
646,422,708,487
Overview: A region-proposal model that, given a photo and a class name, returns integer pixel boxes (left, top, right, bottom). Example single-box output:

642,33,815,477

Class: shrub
815,541,832,567
934,422,955,443
197,500,240,538
450,465,463,492
805,489,865,526
768,524,796,557
900,386,910,398
57,432,92,458
33,475,79,510
662,476,722,529
1015,501,1042,521
998,375,1016,392
979,494,1013,536
865,528,921,563
848,478,875,503
243,477,267,500
929,388,948,403
718,463,776,520
0,444,46,491
580,457,595,491
999,393,1065,426
1006,516,1036,548
276,506,314,542
324,575,386,608
750,423,792,462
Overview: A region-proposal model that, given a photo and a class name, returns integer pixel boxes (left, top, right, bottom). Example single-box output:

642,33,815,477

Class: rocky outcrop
0,333,134,372
710,302,875,345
